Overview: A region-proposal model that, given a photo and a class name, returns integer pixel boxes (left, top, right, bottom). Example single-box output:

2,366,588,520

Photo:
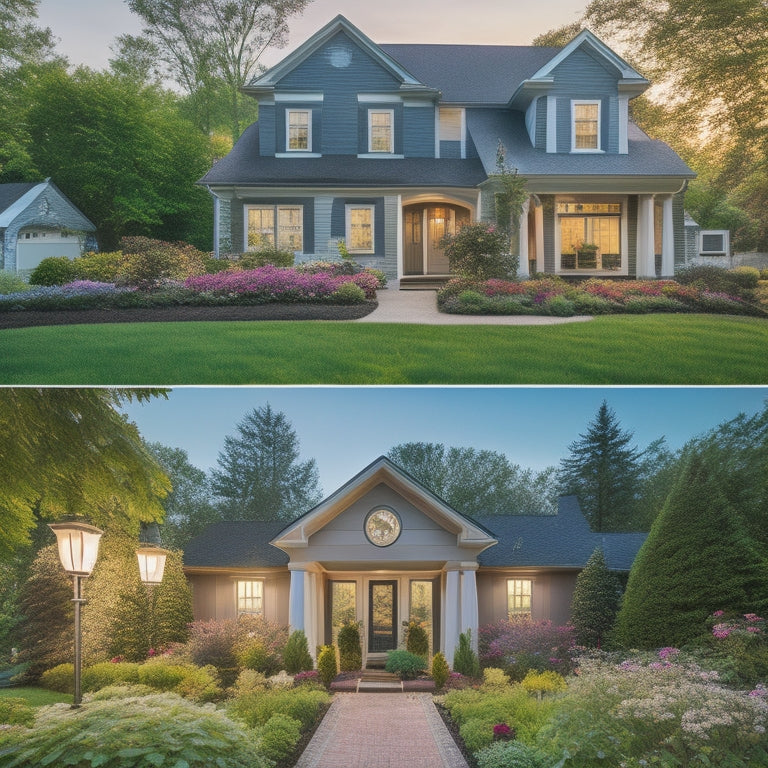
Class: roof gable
0,182,46,228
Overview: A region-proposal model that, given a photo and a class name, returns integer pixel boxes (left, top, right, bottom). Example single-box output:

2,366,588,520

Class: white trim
285,109,312,152
367,109,395,153
345,203,376,254
358,93,402,103
356,153,404,160
571,99,602,153
460,109,466,159
274,92,324,102
661,195,675,277
546,96,557,153
275,152,322,158
402,100,434,108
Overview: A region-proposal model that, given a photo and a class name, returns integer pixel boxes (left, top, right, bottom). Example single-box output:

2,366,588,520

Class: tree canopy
0,389,171,559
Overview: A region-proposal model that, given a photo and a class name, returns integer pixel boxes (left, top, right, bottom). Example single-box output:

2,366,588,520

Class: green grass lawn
1,314,767,384
0,686,72,706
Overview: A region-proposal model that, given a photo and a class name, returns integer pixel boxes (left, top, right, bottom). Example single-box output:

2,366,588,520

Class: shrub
0,697,35,727
257,713,302,762
28,256,77,285
296,259,357,276
283,630,314,674
337,623,362,672
231,668,270,697
74,251,125,282
453,630,481,678
316,644,338,687
482,667,511,689
229,686,331,730
569,548,621,649
116,236,207,288
385,649,427,680
460,717,496,753
542,295,575,316
172,664,222,703
442,222,514,280
1,689,268,768
0,272,30,295
136,661,188,691
570,292,617,315
186,619,240,669
519,670,566,698
363,267,387,287
405,620,430,659
88,683,156,700
235,249,295,269
238,641,281,676
39,663,75,694
431,652,450,689
81,661,140,691
475,741,549,768
730,266,761,289
331,280,366,303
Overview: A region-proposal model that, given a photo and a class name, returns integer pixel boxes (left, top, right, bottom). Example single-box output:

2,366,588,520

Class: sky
35,0,588,73
121,387,768,496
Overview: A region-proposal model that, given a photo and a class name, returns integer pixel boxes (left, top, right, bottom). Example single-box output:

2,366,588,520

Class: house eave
522,174,695,194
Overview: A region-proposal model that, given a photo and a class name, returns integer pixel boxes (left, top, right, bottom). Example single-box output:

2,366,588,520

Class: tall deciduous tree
559,401,644,532
0,389,170,559
387,442,559,517
615,449,768,649
125,0,310,141
210,404,321,521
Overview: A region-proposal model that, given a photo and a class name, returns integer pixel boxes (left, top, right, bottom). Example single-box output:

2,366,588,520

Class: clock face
365,509,401,547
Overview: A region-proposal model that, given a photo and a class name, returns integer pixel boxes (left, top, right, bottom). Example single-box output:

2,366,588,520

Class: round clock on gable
364,508,401,547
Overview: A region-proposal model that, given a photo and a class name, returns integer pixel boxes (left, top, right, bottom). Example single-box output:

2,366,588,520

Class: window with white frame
368,110,394,153
557,200,621,270
439,108,463,141
246,205,303,252
237,580,264,615
346,204,375,253
572,101,600,151
507,579,532,618
286,110,311,151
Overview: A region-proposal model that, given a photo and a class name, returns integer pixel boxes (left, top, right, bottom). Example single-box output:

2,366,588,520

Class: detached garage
0,179,97,276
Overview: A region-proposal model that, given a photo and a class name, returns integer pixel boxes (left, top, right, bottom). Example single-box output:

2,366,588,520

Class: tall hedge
615,450,768,649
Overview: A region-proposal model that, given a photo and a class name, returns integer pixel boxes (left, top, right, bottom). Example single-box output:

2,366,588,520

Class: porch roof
198,123,488,188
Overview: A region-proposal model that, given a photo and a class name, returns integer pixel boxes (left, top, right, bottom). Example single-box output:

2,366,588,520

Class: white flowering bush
537,655,768,767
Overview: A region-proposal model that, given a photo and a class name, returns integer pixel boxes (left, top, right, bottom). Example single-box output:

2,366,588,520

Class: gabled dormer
243,15,439,159
509,30,649,155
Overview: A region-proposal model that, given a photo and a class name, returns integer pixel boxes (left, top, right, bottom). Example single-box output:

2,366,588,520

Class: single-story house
0,179,97,277
199,15,695,284
184,457,646,665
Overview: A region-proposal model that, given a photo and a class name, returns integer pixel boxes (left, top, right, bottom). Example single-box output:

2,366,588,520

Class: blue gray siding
258,105,276,156
404,108,436,157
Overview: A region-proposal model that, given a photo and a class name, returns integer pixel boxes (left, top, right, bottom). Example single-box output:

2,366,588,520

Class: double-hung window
507,579,532,618
286,110,311,151
246,205,303,252
237,580,263,615
368,110,394,153
346,204,375,253
572,101,600,151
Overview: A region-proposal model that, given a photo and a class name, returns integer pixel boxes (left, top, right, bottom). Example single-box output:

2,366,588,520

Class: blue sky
122,387,768,496
36,0,588,72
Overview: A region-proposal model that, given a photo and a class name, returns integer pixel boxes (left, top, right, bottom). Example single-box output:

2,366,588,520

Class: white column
636,195,656,278
518,198,530,279
444,569,461,667
460,568,479,652
212,194,220,259
661,195,675,277
534,202,544,274
289,568,305,634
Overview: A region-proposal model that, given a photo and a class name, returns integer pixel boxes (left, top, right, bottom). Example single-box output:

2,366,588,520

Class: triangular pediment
271,456,497,553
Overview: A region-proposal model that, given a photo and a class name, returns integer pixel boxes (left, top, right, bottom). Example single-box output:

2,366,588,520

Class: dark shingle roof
0,183,37,215
476,496,646,570
466,109,695,178
199,123,487,187
184,520,289,568
379,44,562,104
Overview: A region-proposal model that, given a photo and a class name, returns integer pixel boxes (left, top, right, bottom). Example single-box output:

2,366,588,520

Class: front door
368,580,398,653
402,204,471,276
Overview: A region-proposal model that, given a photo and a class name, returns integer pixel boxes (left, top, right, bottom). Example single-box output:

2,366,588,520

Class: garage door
16,229,81,271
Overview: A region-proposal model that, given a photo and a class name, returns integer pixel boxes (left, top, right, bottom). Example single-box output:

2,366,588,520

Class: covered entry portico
271,457,496,665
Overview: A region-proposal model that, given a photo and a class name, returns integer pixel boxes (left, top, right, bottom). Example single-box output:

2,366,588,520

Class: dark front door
368,580,398,653
403,208,423,275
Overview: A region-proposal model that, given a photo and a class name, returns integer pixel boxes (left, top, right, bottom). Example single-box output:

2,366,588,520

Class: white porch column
534,201,544,274
460,567,479,652
211,194,220,259
661,195,675,277
444,569,461,667
636,194,656,278
304,570,319,658
518,198,530,279
289,567,305,634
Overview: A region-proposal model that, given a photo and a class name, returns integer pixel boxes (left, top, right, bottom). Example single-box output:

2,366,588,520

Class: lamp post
136,523,169,654
48,521,104,708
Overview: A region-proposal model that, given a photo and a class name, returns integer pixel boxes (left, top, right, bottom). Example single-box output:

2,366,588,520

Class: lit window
246,205,303,252
507,579,532,618
558,199,621,271
368,110,394,153
287,110,310,151
439,108,463,142
346,204,374,253
572,101,600,151
237,580,263,615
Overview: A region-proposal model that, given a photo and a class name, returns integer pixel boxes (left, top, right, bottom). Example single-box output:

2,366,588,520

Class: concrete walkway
294,693,469,768
355,285,592,325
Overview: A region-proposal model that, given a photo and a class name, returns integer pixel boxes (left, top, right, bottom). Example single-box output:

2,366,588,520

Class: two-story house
199,15,694,284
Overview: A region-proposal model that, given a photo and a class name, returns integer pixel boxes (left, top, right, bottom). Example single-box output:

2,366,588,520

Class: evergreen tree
615,449,768,649
570,548,621,648
559,401,643,531
210,404,321,521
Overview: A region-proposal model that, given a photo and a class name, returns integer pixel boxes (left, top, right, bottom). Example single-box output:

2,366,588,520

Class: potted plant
576,242,599,268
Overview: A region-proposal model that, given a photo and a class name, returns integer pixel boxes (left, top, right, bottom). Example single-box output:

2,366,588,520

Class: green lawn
1,314,767,384
0,686,72,706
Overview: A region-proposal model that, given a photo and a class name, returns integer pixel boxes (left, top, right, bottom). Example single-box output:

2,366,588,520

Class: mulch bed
0,301,378,330
434,700,478,768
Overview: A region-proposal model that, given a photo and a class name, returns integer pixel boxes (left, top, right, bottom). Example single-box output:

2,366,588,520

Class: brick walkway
294,693,469,768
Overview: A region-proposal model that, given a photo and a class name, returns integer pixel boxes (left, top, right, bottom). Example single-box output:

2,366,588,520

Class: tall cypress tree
559,401,643,531
615,449,768,649
570,548,622,648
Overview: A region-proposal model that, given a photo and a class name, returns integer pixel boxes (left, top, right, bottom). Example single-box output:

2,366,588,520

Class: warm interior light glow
136,546,168,584
49,522,104,576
